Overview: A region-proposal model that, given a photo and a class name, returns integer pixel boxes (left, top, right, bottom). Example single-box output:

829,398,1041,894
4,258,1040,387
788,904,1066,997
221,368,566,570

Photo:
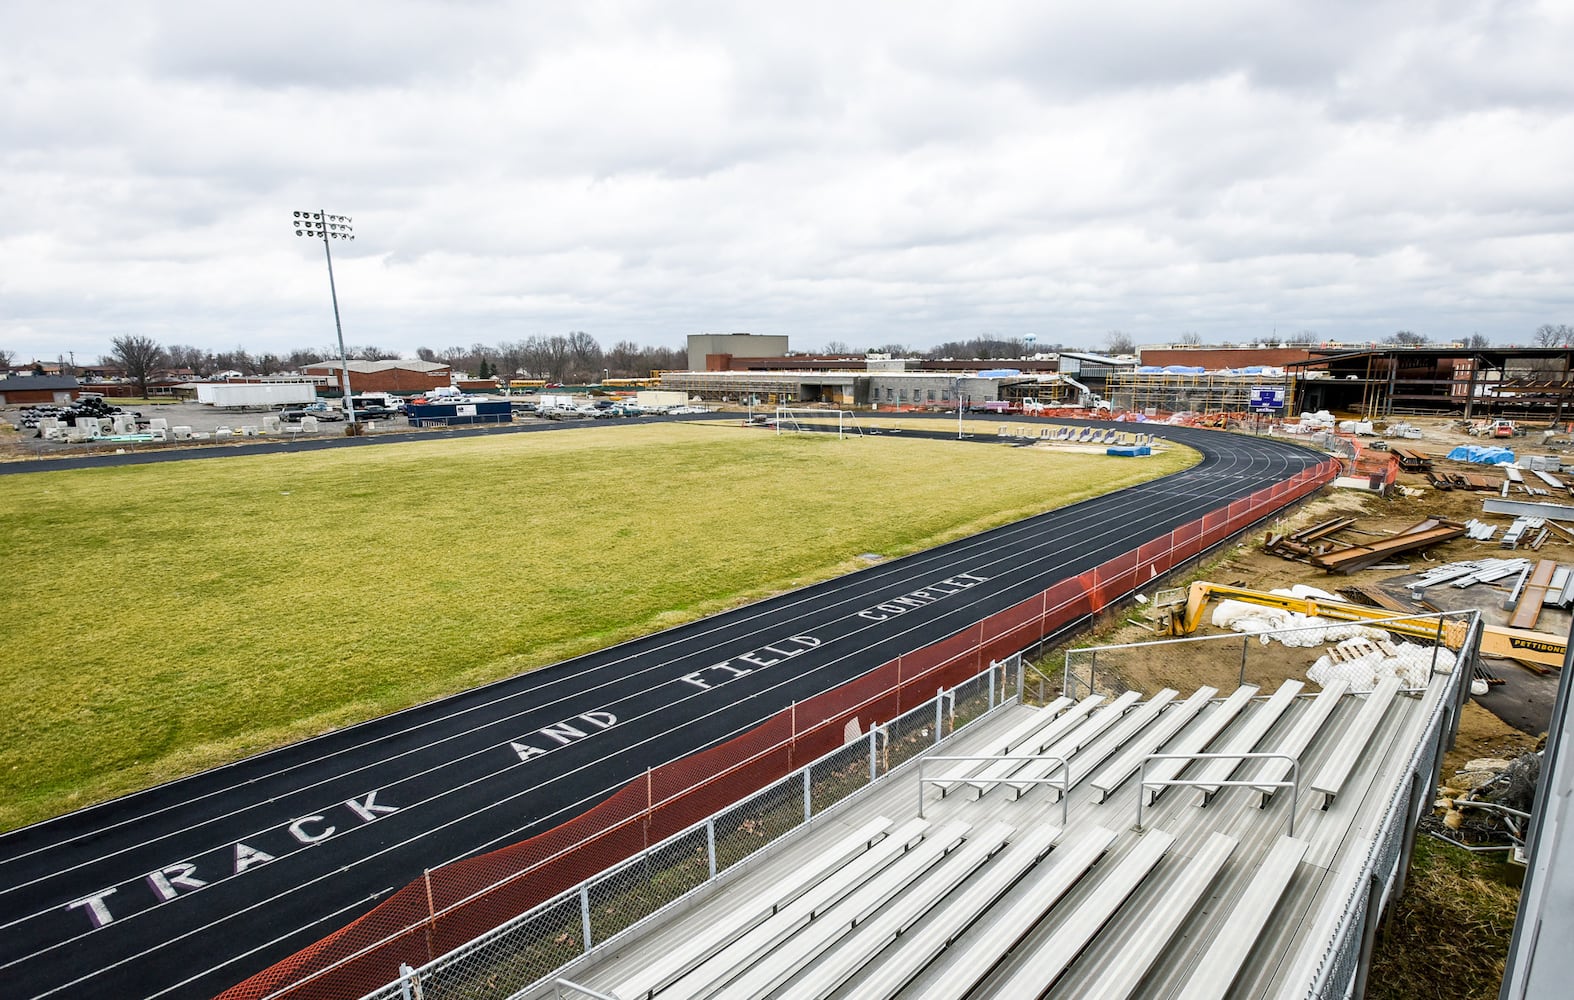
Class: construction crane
1153,581,1568,671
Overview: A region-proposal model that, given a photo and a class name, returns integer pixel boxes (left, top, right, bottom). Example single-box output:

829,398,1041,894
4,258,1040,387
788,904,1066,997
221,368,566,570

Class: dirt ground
1043,412,1560,768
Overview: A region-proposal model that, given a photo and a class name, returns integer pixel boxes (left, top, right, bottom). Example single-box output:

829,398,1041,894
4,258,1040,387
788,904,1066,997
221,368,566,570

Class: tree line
77,334,686,398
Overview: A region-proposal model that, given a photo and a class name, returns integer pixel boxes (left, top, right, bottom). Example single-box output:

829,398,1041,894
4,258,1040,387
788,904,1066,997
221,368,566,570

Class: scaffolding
1108,371,1293,415
659,371,873,407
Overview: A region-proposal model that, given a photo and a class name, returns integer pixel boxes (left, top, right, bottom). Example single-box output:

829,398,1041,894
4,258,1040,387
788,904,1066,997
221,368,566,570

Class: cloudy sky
3,0,1571,364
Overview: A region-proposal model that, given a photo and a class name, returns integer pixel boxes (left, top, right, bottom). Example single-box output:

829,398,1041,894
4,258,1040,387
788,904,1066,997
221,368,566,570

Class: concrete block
172,425,193,441
214,428,232,441
300,416,318,433
150,417,168,432
261,416,281,433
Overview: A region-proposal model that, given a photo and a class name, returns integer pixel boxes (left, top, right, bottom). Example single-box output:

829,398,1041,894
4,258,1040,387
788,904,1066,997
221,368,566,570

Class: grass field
0,421,1195,830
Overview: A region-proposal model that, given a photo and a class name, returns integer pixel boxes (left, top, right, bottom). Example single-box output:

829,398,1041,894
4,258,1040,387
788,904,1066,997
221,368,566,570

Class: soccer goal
773,407,863,439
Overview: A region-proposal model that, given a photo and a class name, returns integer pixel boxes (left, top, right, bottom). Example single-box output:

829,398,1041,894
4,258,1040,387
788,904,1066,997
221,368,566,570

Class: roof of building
0,374,81,391
302,359,450,374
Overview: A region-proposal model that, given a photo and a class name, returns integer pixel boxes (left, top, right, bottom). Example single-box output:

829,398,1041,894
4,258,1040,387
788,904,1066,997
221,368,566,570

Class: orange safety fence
218,456,1340,1000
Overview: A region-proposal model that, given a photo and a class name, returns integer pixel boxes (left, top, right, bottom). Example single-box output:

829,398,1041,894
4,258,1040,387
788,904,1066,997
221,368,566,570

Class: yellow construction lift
1153,581,1567,671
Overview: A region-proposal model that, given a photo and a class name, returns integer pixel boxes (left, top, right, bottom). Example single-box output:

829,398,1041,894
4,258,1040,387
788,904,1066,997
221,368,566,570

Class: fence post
1016,654,1025,704
988,660,997,711
934,690,944,745
706,818,717,878
868,727,878,781
1240,635,1250,686
399,963,417,1000
580,885,592,951
803,767,812,822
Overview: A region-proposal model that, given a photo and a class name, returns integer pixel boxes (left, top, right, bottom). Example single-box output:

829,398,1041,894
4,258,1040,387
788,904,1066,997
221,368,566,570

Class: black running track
0,419,1326,1000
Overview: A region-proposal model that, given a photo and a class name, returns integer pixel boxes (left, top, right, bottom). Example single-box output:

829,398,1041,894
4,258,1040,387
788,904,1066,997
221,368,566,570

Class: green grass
1368,835,1522,1000
0,422,1195,830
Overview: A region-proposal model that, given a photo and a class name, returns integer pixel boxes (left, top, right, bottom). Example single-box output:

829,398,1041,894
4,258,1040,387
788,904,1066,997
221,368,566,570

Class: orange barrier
219,457,1339,1000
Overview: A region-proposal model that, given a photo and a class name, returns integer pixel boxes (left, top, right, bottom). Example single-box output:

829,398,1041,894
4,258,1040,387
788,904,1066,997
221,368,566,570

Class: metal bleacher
542,664,1454,1000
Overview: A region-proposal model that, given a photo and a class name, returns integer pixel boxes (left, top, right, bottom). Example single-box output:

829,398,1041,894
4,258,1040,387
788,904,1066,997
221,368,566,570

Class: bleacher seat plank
901,826,1119,1000
960,695,1104,796
1142,685,1260,806
1310,675,1402,810
1192,679,1305,805
717,821,973,998
849,823,1066,1000
768,821,1015,1000
990,828,1176,998
1089,686,1217,803
930,699,1068,796
1081,831,1240,1000
1172,834,1310,1000
1004,690,1144,799
1049,688,1178,799
1251,679,1350,807
611,815,907,999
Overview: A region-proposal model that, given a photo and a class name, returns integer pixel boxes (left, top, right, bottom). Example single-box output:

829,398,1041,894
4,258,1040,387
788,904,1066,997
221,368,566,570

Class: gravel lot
0,397,599,462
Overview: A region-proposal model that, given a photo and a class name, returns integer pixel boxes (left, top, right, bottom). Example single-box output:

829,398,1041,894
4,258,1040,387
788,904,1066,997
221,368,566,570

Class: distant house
0,374,81,405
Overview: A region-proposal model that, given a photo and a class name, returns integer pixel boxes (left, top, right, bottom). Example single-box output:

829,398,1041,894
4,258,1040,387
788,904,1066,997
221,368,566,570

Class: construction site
400,413,1563,1000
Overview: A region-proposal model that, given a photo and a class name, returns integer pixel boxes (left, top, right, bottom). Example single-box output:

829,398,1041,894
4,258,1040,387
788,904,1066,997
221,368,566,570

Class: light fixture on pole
291,209,359,430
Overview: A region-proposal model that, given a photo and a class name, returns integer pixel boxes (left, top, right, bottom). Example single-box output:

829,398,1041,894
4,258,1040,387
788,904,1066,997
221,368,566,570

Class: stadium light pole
291,209,359,429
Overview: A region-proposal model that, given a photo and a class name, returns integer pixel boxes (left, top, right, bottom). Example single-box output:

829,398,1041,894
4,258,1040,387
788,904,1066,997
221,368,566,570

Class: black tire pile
16,398,143,433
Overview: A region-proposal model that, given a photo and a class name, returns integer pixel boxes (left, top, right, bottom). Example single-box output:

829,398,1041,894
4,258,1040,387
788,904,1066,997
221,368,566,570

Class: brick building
0,374,81,405
299,360,452,395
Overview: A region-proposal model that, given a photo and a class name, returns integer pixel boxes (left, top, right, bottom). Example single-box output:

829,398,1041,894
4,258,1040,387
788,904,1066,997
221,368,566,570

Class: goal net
773,407,863,439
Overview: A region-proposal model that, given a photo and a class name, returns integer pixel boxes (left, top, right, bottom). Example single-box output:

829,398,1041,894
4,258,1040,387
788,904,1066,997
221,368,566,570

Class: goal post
773,407,862,440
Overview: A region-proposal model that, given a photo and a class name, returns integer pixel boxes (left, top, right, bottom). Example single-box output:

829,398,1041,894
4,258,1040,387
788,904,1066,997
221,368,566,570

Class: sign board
457,404,477,416
1249,386,1286,411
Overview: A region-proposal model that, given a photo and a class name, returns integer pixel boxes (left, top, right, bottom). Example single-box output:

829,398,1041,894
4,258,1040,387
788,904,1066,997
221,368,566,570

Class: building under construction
1108,369,1292,415
1289,346,1574,421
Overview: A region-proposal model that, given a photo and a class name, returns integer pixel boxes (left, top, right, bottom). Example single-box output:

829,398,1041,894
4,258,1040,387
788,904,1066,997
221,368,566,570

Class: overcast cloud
2,0,1572,363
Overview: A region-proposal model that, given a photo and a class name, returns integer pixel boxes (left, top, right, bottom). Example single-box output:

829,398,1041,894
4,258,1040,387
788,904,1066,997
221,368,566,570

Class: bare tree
822,340,852,355
0,348,14,370
287,347,327,368
1386,330,1427,346
1283,330,1319,346
1466,333,1491,350
566,331,603,379
351,345,398,361
109,335,166,398
1534,324,1574,347
415,346,438,362
1178,331,1202,347
1105,330,1135,355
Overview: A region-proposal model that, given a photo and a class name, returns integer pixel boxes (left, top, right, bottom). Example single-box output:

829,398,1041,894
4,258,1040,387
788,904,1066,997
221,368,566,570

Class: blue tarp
1107,445,1153,457
1445,445,1515,465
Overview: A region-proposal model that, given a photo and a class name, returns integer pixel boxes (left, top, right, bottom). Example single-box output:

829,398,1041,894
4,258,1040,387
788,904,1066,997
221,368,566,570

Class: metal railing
917,755,1070,825
360,661,1015,1000
1136,752,1302,837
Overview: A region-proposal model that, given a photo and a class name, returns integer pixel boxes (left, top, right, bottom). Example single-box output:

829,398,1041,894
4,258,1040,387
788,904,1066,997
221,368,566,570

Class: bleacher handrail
1137,752,1302,837
918,755,1070,824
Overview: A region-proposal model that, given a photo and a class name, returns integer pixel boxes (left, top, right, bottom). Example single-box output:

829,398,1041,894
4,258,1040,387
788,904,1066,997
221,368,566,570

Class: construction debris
1430,752,1542,856
1392,447,1433,472
1265,517,1467,573
1427,470,1502,491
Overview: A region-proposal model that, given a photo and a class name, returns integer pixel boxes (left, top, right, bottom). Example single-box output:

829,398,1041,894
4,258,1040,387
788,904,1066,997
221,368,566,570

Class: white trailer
636,390,688,411
196,383,317,408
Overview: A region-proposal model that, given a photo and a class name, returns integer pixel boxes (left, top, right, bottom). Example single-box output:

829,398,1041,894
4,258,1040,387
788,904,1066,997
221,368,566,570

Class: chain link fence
359,659,1017,1000
1062,609,1475,701
231,455,1342,1000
